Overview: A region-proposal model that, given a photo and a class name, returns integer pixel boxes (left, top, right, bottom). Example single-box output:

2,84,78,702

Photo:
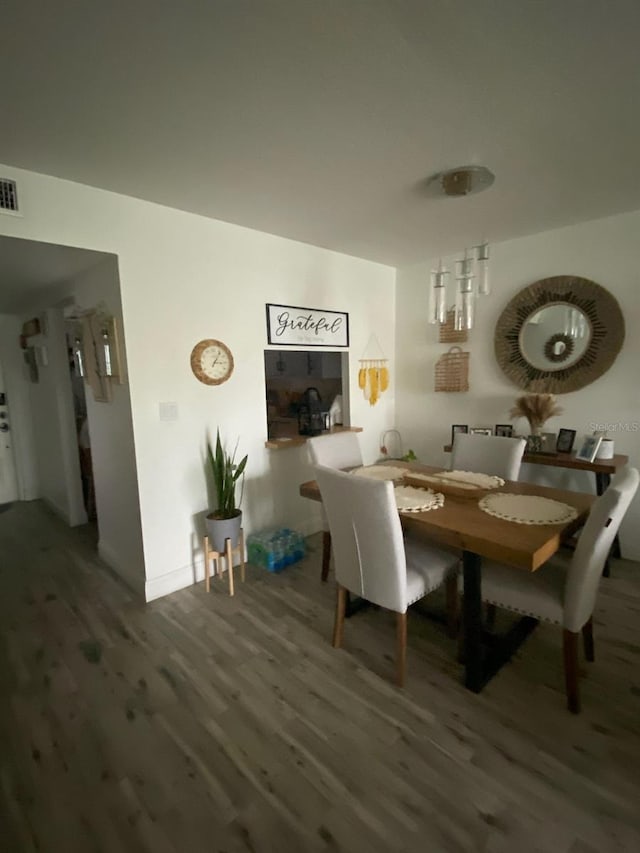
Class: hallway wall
0,164,395,599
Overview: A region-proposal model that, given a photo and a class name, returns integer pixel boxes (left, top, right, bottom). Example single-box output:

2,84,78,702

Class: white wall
59,257,144,592
0,164,396,600
396,209,640,559
22,257,145,592
2,255,145,592
0,314,39,500
24,306,86,524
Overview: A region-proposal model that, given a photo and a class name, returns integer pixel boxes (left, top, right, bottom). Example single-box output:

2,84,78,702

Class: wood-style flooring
1,502,640,852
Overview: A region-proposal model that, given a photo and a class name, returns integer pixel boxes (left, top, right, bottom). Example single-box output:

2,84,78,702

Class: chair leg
396,611,407,688
445,574,459,638
563,629,580,714
321,531,331,582
582,617,595,662
332,584,347,648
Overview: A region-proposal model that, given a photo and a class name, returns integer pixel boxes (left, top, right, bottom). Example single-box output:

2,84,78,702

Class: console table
443,447,627,492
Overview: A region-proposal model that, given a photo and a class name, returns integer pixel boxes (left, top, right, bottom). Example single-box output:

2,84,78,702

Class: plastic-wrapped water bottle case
246,528,306,572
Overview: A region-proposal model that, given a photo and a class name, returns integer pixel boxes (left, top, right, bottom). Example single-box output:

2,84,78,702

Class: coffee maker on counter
297,387,330,436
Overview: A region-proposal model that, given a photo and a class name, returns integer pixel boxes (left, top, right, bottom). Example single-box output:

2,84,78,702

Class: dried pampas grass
509,393,563,434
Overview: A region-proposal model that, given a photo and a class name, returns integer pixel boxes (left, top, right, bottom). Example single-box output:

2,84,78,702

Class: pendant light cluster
426,165,495,332
428,242,490,331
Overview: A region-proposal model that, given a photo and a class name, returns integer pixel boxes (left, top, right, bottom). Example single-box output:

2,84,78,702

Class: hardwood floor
1,502,640,852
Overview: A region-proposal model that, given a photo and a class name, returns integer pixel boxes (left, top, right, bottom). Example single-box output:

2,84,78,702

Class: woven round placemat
394,486,444,513
479,493,578,525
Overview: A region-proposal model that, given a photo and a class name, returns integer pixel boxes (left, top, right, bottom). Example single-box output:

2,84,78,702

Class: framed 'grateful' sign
266,303,349,347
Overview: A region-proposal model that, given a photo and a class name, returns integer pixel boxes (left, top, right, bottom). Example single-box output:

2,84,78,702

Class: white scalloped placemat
479,493,578,525
394,485,444,513
351,465,407,481
434,470,505,489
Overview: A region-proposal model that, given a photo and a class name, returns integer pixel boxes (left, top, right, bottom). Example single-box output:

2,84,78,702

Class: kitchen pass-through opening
264,350,346,440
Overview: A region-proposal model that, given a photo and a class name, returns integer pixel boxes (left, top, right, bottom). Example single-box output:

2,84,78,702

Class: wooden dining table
300,460,595,693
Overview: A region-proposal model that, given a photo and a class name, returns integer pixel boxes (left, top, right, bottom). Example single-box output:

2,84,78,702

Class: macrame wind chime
358,335,389,406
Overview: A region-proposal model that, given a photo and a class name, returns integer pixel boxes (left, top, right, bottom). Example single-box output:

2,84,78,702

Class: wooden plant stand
204,529,245,596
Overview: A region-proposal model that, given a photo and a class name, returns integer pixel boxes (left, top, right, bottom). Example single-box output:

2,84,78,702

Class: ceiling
0,236,111,313
2,0,640,267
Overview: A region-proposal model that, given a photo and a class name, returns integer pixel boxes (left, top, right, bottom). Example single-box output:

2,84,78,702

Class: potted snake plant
206,430,248,553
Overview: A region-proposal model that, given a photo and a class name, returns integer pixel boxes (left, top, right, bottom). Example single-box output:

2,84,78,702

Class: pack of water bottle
246,527,306,572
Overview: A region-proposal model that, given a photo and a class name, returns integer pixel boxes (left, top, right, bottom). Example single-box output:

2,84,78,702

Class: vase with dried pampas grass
509,393,563,435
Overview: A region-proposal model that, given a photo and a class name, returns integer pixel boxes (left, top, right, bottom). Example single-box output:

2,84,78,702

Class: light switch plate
159,402,178,422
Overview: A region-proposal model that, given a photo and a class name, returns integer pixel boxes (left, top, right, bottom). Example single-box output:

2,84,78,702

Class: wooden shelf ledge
265,426,363,450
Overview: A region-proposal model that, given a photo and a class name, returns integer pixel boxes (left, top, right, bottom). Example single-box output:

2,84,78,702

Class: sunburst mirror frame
495,275,625,393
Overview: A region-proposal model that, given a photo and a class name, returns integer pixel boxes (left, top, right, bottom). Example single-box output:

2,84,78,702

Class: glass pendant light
428,261,449,325
476,242,490,295
455,276,475,330
454,250,475,330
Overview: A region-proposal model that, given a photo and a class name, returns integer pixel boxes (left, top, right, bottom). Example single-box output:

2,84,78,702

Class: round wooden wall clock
190,339,234,385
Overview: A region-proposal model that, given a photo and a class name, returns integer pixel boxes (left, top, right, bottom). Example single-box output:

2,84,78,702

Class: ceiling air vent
0,178,20,215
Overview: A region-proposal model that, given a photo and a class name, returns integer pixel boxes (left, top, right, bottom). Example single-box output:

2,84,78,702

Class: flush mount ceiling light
427,165,495,197
427,165,495,331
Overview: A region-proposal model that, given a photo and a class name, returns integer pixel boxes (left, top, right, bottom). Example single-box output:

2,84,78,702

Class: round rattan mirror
495,275,625,393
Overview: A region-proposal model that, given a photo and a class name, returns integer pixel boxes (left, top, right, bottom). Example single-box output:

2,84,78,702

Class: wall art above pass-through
266,303,349,347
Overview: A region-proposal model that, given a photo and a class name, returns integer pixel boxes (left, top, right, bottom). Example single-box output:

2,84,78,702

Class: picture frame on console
495,424,513,437
575,434,602,463
470,427,493,436
451,424,468,444
556,428,577,454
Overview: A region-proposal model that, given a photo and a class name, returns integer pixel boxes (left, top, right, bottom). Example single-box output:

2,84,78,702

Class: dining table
300,460,595,693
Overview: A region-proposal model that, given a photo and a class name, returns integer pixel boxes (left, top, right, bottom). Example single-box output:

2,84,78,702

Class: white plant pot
596,439,614,460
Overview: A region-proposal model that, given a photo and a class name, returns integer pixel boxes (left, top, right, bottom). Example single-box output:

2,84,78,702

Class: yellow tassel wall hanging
358,334,389,406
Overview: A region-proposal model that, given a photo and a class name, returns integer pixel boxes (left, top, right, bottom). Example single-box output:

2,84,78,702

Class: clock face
190,339,234,385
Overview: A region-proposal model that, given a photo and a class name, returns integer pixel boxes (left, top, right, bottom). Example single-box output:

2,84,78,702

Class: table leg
344,591,371,617
462,551,484,692
595,472,608,496
462,549,538,693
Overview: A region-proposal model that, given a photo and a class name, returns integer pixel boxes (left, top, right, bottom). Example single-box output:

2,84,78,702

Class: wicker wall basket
435,346,469,392
438,310,468,343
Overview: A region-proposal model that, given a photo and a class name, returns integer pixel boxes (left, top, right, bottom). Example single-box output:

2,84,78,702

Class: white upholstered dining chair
314,464,460,687
308,432,363,582
451,432,526,481
479,466,639,712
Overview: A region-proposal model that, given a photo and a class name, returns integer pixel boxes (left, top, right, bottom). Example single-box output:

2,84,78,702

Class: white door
0,369,19,504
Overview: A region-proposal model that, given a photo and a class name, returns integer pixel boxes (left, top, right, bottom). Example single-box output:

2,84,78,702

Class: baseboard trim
98,540,145,597
42,497,71,525
145,558,205,602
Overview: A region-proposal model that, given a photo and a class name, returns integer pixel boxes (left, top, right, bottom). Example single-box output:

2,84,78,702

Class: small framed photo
575,435,602,463
495,424,513,437
556,428,577,454
470,427,493,436
451,424,469,445
525,434,543,453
